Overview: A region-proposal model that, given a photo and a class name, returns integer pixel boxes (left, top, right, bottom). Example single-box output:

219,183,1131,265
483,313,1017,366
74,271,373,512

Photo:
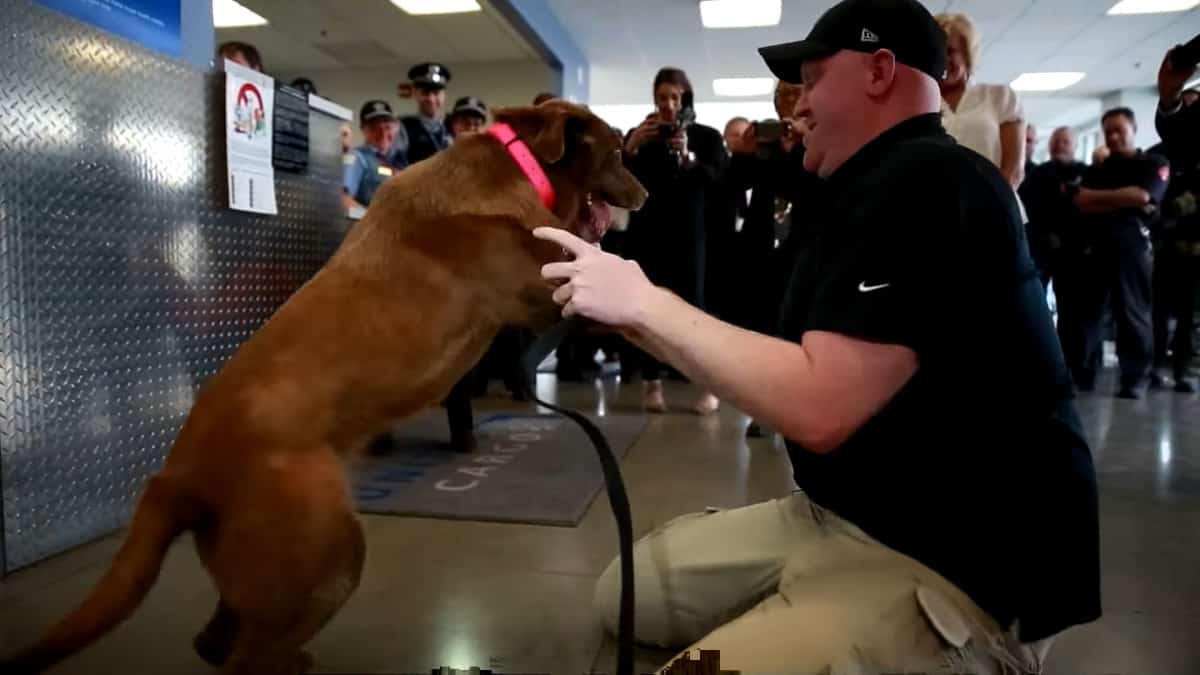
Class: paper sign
224,59,277,215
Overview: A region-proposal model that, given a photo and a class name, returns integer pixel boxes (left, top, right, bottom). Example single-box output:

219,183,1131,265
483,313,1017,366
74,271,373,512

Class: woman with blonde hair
936,13,1027,189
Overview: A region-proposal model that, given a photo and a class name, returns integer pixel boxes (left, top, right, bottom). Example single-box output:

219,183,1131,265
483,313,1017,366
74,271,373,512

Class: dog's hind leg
193,600,239,667
219,510,366,675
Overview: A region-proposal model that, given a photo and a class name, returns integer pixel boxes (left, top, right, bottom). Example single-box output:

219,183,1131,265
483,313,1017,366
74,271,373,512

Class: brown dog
0,100,647,675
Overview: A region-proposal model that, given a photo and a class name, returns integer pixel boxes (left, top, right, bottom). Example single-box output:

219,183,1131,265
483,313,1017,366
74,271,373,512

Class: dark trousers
443,328,532,436
1059,226,1155,389
1054,252,1101,389
1154,245,1200,375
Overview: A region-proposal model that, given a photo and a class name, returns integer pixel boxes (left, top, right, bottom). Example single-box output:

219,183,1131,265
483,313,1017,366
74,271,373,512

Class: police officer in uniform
401,62,453,164
342,99,406,212
1066,107,1170,398
447,96,489,138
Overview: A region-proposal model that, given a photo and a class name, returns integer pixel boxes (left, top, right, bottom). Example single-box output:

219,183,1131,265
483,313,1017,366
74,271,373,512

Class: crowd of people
220,9,1199,419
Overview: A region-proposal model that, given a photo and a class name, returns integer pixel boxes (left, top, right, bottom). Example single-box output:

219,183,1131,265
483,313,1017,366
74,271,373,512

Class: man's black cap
759,0,947,83
360,99,395,124
451,96,488,120
409,62,451,90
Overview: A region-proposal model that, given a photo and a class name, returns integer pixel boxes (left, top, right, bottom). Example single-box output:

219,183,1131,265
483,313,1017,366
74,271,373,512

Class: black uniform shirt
778,113,1101,643
1080,150,1170,233
401,114,451,164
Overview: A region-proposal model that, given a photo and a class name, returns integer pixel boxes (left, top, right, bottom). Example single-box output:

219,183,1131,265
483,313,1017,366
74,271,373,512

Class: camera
657,91,696,140
752,119,786,144
1169,33,1200,71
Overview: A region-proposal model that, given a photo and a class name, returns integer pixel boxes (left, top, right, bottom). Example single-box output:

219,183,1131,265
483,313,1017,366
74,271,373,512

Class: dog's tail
0,473,195,674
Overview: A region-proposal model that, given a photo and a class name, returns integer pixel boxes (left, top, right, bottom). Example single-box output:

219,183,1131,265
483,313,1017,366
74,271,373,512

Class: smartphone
1170,33,1200,71
754,119,785,144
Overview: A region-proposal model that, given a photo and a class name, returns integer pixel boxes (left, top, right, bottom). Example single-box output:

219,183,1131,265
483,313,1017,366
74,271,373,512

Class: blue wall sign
34,0,182,58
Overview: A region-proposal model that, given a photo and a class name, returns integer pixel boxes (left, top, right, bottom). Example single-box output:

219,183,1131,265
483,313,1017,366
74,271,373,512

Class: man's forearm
625,288,837,450
1075,187,1150,213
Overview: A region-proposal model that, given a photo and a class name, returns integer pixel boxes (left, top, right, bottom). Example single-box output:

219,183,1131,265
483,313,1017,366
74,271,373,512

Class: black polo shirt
778,114,1101,643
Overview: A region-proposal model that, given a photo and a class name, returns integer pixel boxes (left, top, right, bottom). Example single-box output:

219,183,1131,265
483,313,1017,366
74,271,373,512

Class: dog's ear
491,103,584,164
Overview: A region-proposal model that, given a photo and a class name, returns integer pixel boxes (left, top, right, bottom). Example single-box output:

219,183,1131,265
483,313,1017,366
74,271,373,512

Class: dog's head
491,100,647,245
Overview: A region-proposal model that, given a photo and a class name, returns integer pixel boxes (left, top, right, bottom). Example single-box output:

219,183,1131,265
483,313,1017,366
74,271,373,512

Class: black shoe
1149,370,1169,389
1117,386,1144,400
746,421,764,438
1175,372,1197,393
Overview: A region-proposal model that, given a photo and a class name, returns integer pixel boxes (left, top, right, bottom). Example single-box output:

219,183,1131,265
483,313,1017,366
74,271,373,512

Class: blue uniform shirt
343,144,399,207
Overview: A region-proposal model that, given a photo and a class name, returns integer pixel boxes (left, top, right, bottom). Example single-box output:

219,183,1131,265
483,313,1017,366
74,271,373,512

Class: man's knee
592,554,621,635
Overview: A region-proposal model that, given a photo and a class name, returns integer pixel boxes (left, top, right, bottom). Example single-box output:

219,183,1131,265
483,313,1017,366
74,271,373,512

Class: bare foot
692,392,719,415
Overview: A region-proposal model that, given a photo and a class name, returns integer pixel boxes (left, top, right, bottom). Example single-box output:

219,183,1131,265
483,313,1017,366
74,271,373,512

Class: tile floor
0,371,1197,675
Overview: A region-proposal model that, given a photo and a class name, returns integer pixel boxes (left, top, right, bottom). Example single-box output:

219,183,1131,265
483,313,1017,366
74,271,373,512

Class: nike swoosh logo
858,281,891,293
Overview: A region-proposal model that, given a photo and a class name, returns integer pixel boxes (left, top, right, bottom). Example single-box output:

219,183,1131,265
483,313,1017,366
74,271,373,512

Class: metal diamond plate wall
0,1,347,573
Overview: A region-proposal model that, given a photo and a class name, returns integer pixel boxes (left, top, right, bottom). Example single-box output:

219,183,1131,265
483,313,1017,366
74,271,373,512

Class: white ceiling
544,0,1199,128
214,0,539,73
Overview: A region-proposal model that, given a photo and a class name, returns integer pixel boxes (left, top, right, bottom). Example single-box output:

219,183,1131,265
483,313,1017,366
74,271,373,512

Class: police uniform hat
758,0,947,83
450,96,488,120
360,99,396,124
409,62,451,90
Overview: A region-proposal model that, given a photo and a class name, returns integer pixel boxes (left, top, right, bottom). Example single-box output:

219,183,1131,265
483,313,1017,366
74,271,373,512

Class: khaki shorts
594,491,1054,675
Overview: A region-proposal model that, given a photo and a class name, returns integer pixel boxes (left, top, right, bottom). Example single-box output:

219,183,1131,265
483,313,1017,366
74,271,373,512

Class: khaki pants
594,492,1053,675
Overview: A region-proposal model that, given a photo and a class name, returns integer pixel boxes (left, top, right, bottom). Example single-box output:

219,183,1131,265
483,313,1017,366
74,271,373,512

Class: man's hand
625,116,661,156
780,117,811,152
1158,47,1197,108
534,227,658,328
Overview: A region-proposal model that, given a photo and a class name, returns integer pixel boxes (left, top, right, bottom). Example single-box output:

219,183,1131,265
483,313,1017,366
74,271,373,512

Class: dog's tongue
587,199,611,241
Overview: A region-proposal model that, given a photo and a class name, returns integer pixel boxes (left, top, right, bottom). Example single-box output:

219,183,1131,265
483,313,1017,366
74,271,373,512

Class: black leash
519,317,634,675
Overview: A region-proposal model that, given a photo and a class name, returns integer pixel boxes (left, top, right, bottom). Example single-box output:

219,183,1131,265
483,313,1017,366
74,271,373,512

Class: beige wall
279,59,558,143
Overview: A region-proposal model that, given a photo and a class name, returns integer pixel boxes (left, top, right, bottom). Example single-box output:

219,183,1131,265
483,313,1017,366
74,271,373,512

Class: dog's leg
219,513,365,675
193,600,239,667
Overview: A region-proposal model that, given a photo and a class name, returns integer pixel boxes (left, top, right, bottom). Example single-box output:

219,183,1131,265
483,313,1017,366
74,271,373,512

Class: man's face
774,82,804,120
362,118,398,150
450,114,485,137
654,83,685,123
1048,127,1075,163
796,51,866,178
1102,113,1136,156
1025,125,1037,158
416,86,446,118
724,118,752,153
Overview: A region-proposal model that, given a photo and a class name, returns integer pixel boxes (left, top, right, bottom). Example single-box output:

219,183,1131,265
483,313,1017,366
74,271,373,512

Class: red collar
486,123,556,211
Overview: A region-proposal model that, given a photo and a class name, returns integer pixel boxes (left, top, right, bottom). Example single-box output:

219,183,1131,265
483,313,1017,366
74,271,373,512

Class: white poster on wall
224,59,277,215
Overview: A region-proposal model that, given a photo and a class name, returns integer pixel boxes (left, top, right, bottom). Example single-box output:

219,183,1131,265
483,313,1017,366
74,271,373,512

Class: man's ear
865,49,898,96
492,104,579,164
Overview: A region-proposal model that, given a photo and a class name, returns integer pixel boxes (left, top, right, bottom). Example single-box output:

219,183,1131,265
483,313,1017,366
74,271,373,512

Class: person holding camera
623,67,728,414
1019,126,1087,291
718,81,823,436
1154,38,1200,392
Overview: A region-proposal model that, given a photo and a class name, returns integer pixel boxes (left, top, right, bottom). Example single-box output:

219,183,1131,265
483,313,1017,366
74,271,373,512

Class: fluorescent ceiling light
700,0,781,28
1010,72,1086,92
213,0,268,28
713,77,776,97
1106,0,1199,14
390,0,482,15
